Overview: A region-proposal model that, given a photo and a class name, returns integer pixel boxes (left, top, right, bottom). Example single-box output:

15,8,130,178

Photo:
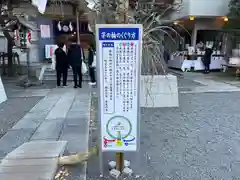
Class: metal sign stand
95,24,143,177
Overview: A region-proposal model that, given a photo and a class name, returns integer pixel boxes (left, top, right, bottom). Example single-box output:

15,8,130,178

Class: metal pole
76,9,80,44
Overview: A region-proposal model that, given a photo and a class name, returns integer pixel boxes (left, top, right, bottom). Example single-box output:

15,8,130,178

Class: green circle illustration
106,116,132,139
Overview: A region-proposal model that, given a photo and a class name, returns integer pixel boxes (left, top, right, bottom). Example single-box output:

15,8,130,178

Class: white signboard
40,25,50,38
96,24,142,152
45,44,57,59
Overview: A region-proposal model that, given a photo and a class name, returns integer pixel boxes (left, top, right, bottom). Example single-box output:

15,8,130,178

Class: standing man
203,45,213,74
88,43,96,85
55,42,68,87
68,41,85,88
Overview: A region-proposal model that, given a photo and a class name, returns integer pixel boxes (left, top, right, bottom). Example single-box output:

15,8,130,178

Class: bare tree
88,0,184,75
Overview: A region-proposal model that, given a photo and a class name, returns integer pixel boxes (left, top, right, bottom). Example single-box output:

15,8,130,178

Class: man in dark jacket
55,42,68,87
203,46,213,74
68,43,85,88
88,43,96,85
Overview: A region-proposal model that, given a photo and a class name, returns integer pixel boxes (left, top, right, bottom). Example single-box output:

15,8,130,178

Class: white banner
40,25,50,38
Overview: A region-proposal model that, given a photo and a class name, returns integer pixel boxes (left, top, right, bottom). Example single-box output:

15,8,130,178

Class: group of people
54,41,96,88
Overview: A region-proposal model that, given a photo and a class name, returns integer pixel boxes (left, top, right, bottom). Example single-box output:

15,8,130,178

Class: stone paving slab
0,129,34,159
0,158,57,166
17,111,49,121
0,173,53,180
12,89,51,98
66,111,88,119
0,163,57,173
0,141,67,180
64,117,89,127
60,125,88,153
29,94,60,113
5,141,67,159
70,100,90,112
30,119,64,141
12,117,42,130
46,92,75,120
0,96,43,138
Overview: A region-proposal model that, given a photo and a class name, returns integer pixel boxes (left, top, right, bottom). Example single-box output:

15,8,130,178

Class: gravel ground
0,96,43,138
87,91,240,180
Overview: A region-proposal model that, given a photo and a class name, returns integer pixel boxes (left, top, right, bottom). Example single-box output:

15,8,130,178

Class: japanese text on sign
102,42,114,113
115,42,137,112
99,28,139,40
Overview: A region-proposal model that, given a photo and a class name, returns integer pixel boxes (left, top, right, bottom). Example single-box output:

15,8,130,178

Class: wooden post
76,9,80,44
116,152,124,172
115,0,129,173
116,131,124,171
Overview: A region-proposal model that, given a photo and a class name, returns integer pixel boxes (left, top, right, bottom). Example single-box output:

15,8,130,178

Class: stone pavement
0,86,91,180
172,72,240,93
182,77,240,93
170,69,240,93
0,141,67,180
0,96,43,138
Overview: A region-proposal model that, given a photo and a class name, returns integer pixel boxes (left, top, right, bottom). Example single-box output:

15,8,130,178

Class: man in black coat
68,43,85,88
55,43,68,87
203,46,213,74
88,43,96,85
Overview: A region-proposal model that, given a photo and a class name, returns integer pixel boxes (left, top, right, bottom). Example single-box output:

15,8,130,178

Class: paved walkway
0,86,91,180
171,71,240,93
182,78,240,93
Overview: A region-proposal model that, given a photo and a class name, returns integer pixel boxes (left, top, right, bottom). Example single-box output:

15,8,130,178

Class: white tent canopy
31,0,91,14
31,0,48,14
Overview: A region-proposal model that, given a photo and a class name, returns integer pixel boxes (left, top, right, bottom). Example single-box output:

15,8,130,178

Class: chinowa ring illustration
104,116,135,147
106,116,132,139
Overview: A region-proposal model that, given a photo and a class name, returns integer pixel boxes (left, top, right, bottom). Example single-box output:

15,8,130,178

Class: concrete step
43,69,92,82
0,141,67,180
43,75,90,81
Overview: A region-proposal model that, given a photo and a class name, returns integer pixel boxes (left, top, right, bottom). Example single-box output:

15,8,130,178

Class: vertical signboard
96,24,142,152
